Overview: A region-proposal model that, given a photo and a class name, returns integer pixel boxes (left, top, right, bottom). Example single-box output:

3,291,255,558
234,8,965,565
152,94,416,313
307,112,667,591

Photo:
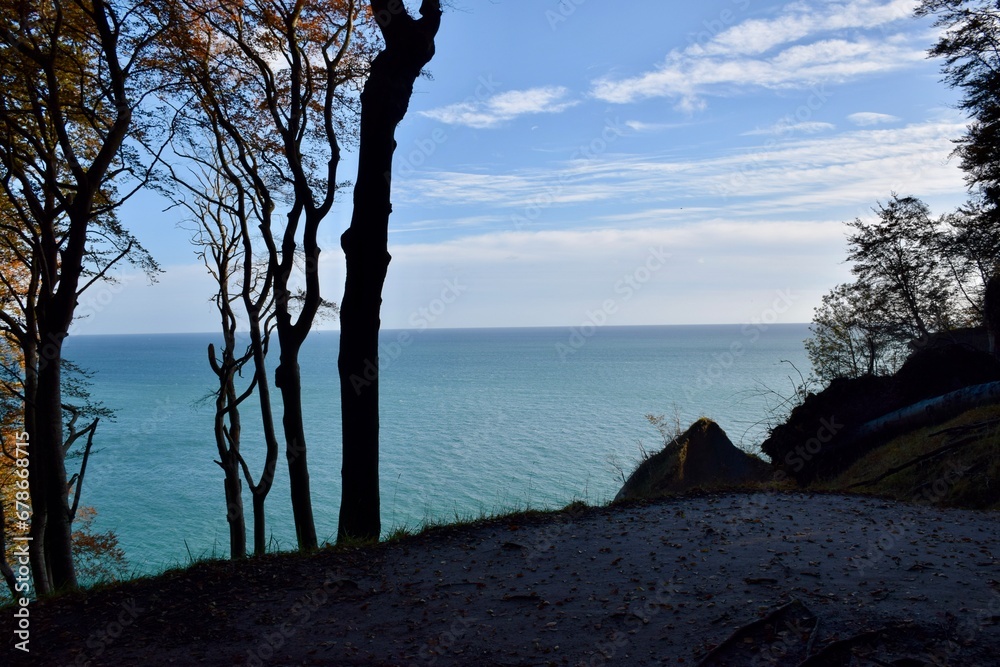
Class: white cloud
393,224,843,264
699,0,918,57
394,121,967,222
84,223,855,333
743,121,835,136
421,87,579,129
377,223,849,328
625,120,690,133
591,0,924,108
848,111,901,126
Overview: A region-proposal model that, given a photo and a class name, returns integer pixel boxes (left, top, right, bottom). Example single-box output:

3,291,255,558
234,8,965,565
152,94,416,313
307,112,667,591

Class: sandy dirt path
7,492,1000,666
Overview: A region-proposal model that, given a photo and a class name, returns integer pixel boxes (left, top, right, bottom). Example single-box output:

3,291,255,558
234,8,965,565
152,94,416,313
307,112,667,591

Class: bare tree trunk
34,332,75,591
275,348,317,550
338,0,442,542
222,451,245,559
841,381,1000,466
21,342,49,596
204,216,249,560
251,491,267,555
212,344,246,559
246,318,279,556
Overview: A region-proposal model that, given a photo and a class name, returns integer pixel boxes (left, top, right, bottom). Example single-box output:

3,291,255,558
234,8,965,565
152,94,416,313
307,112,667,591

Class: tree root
696,599,817,666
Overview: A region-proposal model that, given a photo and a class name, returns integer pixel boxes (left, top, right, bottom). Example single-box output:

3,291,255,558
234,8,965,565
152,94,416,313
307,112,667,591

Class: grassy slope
812,403,1000,510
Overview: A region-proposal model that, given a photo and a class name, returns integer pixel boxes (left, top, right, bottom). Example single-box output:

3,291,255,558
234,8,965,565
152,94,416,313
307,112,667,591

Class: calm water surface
63,324,811,572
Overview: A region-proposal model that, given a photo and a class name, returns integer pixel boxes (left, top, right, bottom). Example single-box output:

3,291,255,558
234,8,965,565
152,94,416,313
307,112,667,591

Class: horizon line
68,322,813,337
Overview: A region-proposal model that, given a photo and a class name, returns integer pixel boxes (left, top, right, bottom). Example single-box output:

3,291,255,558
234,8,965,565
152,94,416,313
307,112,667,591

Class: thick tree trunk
337,248,385,541
22,342,50,596
34,334,76,591
337,0,442,542
30,175,109,595
276,352,317,550
35,209,105,592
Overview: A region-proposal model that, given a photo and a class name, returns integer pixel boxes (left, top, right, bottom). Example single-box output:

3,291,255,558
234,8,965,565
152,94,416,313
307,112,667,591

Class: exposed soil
5,492,1000,666
616,420,770,501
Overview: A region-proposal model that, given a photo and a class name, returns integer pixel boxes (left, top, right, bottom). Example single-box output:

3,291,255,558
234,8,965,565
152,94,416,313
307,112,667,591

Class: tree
165,0,372,551
806,195,963,382
337,0,442,542
176,153,333,558
1,451,129,599
184,172,256,560
916,1,1000,353
938,200,1000,322
0,0,164,593
918,1,1000,214
845,195,956,342
805,282,908,383
0,328,121,597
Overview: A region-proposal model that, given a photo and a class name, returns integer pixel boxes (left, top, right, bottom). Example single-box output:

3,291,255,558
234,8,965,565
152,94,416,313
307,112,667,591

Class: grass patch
814,403,1000,509
380,498,598,546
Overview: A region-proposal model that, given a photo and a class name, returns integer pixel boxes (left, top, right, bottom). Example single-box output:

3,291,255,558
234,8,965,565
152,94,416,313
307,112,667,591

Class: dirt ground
6,491,1000,666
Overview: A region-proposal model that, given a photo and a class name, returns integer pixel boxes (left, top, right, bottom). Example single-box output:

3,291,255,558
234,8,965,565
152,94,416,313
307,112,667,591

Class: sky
76,0,971,335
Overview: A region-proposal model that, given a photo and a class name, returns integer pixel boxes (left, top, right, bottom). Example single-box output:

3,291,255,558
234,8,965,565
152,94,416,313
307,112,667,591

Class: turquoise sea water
62,324,811,573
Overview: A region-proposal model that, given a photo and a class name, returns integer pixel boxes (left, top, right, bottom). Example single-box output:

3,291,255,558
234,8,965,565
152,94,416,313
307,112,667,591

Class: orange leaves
161,0,379,214
70,506,129,583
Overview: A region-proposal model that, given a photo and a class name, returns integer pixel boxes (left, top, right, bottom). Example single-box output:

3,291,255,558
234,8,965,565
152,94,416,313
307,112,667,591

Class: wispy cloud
421,87,579,129
394,223,844,263
848,111,901,126
625,120,693,133
380,223,848,328
591,0,923,109
394,121,966,221
698,0,918,57
743,121,835,136
388,215,508,235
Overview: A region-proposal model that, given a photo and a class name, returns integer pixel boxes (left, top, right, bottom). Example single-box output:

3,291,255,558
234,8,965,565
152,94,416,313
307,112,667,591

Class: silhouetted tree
184,173,255,559
338,0,442,542
165,0,370,550
918,1,1000,215
938,200,1000,320
0,0,164,593
917,1,1000,355
805,282,907,382
806,195,963,382
846,195,955,341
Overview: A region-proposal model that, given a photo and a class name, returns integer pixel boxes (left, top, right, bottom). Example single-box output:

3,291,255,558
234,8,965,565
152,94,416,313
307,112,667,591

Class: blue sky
78,0,970,335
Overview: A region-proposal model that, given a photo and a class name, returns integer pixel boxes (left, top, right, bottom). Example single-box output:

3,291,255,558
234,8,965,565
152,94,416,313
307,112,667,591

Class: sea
61,324,812,574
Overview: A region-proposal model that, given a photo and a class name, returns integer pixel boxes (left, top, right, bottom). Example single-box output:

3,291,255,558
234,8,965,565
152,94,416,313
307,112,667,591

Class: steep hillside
614,418,770,501
814,403,1000,510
